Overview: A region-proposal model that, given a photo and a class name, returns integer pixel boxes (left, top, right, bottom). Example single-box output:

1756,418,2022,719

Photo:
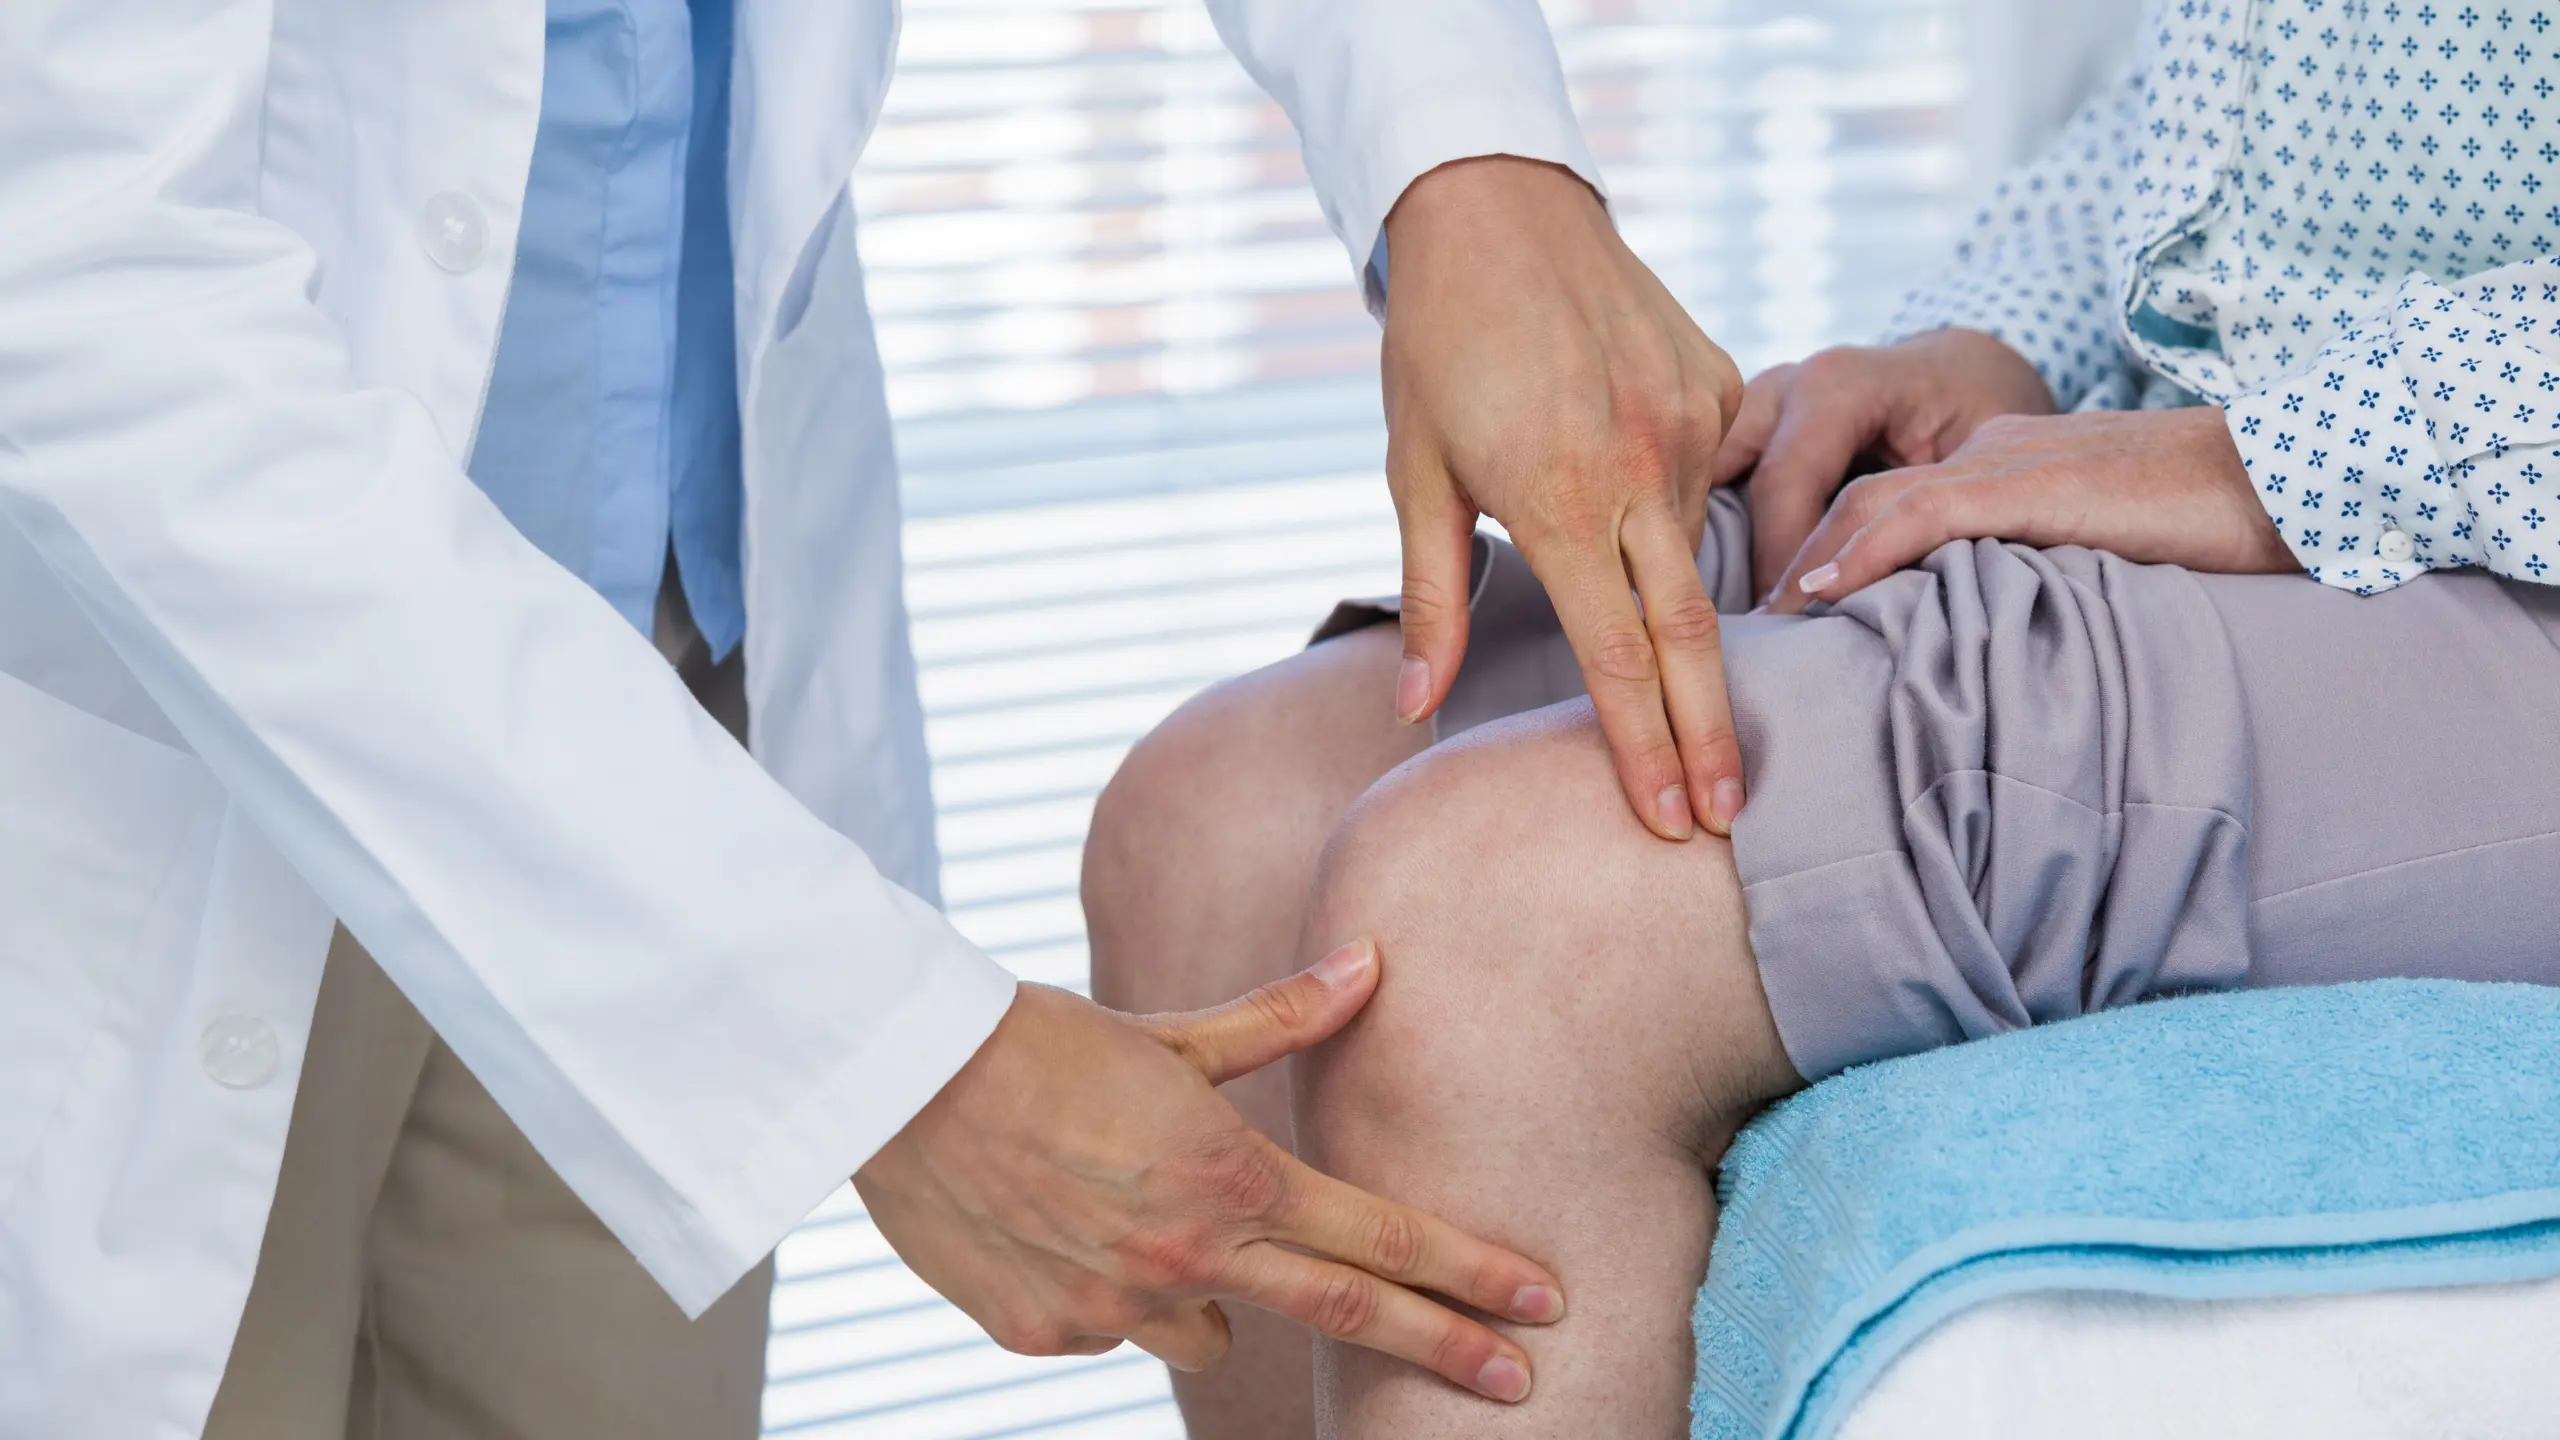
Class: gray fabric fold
1739,540,2254,1078
1308,488,2560,1083
1310,489,2263,1081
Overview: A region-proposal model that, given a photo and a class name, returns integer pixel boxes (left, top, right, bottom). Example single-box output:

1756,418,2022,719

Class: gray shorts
1317,489,2560,1080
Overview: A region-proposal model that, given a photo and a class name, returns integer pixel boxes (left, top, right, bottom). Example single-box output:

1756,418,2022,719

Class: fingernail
1476,1354,1532,1403
1396,655,1431,723
1311,939,1374,990
1798,562,1839,595
1655,784,1694,840
1709,777,1748,833
1510,1284,1564,1323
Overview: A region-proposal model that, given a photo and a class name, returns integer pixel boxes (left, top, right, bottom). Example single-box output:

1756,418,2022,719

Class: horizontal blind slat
768,1,1970,1433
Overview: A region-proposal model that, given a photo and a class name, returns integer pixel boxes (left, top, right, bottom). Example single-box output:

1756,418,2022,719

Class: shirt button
200,1014,279,1090
2377,527,2416,564
417,192,488,274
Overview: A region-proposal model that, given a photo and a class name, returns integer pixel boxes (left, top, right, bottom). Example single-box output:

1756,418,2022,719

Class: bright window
764,1,1981,1434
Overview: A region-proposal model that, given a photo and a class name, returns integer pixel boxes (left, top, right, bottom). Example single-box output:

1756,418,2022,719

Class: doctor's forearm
1,0,1014,1317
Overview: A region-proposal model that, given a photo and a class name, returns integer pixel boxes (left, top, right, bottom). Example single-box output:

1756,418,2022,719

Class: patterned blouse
1894,0,2560,592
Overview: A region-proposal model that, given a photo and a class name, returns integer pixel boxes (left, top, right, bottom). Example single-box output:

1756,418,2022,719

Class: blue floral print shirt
1894,0,2560,593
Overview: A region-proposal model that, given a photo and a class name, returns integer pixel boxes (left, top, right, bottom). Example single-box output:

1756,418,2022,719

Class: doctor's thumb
1150,939,1379,1086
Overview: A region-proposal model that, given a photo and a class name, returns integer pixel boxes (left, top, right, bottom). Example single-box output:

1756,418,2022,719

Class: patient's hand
1768,405,2301,612
1712,328,2056,602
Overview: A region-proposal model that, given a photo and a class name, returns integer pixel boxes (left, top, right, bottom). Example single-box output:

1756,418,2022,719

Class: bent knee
1306,699,1681,962
1084,627,1420,1008
1084,670,1254,910
1298,701,1789,1129
1320,712,1761,1014
1086,630,1405,904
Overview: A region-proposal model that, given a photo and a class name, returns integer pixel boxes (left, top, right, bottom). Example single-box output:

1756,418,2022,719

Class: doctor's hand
853,940,1565,1402
1710,328,2056,603
1381,156,1748,841
1767,405,2300,613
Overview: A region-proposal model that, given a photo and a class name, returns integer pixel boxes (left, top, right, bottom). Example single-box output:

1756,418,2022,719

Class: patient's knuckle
1307,1270,1382,1338
1740,363,1796,415
1971,412,2030,446
1794,345,1870,395
1833,473,1893,525
1898,481,1959,533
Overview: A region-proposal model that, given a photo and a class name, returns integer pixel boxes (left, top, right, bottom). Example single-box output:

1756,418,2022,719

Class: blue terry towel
1690,979,2560,1440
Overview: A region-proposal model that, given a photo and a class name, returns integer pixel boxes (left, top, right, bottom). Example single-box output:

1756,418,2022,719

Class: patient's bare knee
1084,625,1421,1015
1295,702,1795,1162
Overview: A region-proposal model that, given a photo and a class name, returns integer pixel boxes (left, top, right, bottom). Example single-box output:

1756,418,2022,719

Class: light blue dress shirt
470,0,746,659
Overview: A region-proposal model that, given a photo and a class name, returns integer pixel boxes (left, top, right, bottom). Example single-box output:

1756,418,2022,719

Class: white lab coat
0,0,1597,1432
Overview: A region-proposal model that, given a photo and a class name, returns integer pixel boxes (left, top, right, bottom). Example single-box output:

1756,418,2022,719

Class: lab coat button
418,193,488,274
2377,527,2416,564
200,1014,279,1089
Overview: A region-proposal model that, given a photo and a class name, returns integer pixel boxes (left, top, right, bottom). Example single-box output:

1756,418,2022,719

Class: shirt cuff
1329,88,1604,320
2223,390,2433,596
594,875,1019,1318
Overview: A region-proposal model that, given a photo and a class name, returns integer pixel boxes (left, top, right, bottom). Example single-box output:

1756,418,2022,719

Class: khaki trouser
206,576,771,1440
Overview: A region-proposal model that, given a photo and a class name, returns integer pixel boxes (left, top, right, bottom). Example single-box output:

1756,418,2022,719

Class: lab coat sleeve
1884,62,2145,409
0,0,1016,1316
1200,0,1602,296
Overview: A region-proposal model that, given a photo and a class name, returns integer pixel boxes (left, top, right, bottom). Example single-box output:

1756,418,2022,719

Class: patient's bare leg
1084,623,1428,1439
1294,700,1800,1439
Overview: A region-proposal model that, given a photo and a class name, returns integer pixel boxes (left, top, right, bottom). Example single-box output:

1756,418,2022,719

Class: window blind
765,2,1974,1434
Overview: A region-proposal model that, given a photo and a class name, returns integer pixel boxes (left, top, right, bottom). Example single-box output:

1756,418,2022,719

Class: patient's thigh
2201,569,2560,987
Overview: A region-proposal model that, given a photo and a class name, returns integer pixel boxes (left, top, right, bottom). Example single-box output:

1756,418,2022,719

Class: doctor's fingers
1623,504,1744,835
1214,1239,1541,1403
1258,1149,1564,1333
1149,940,1380,1088
1523,521,1696,841
1386,440,1480,727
